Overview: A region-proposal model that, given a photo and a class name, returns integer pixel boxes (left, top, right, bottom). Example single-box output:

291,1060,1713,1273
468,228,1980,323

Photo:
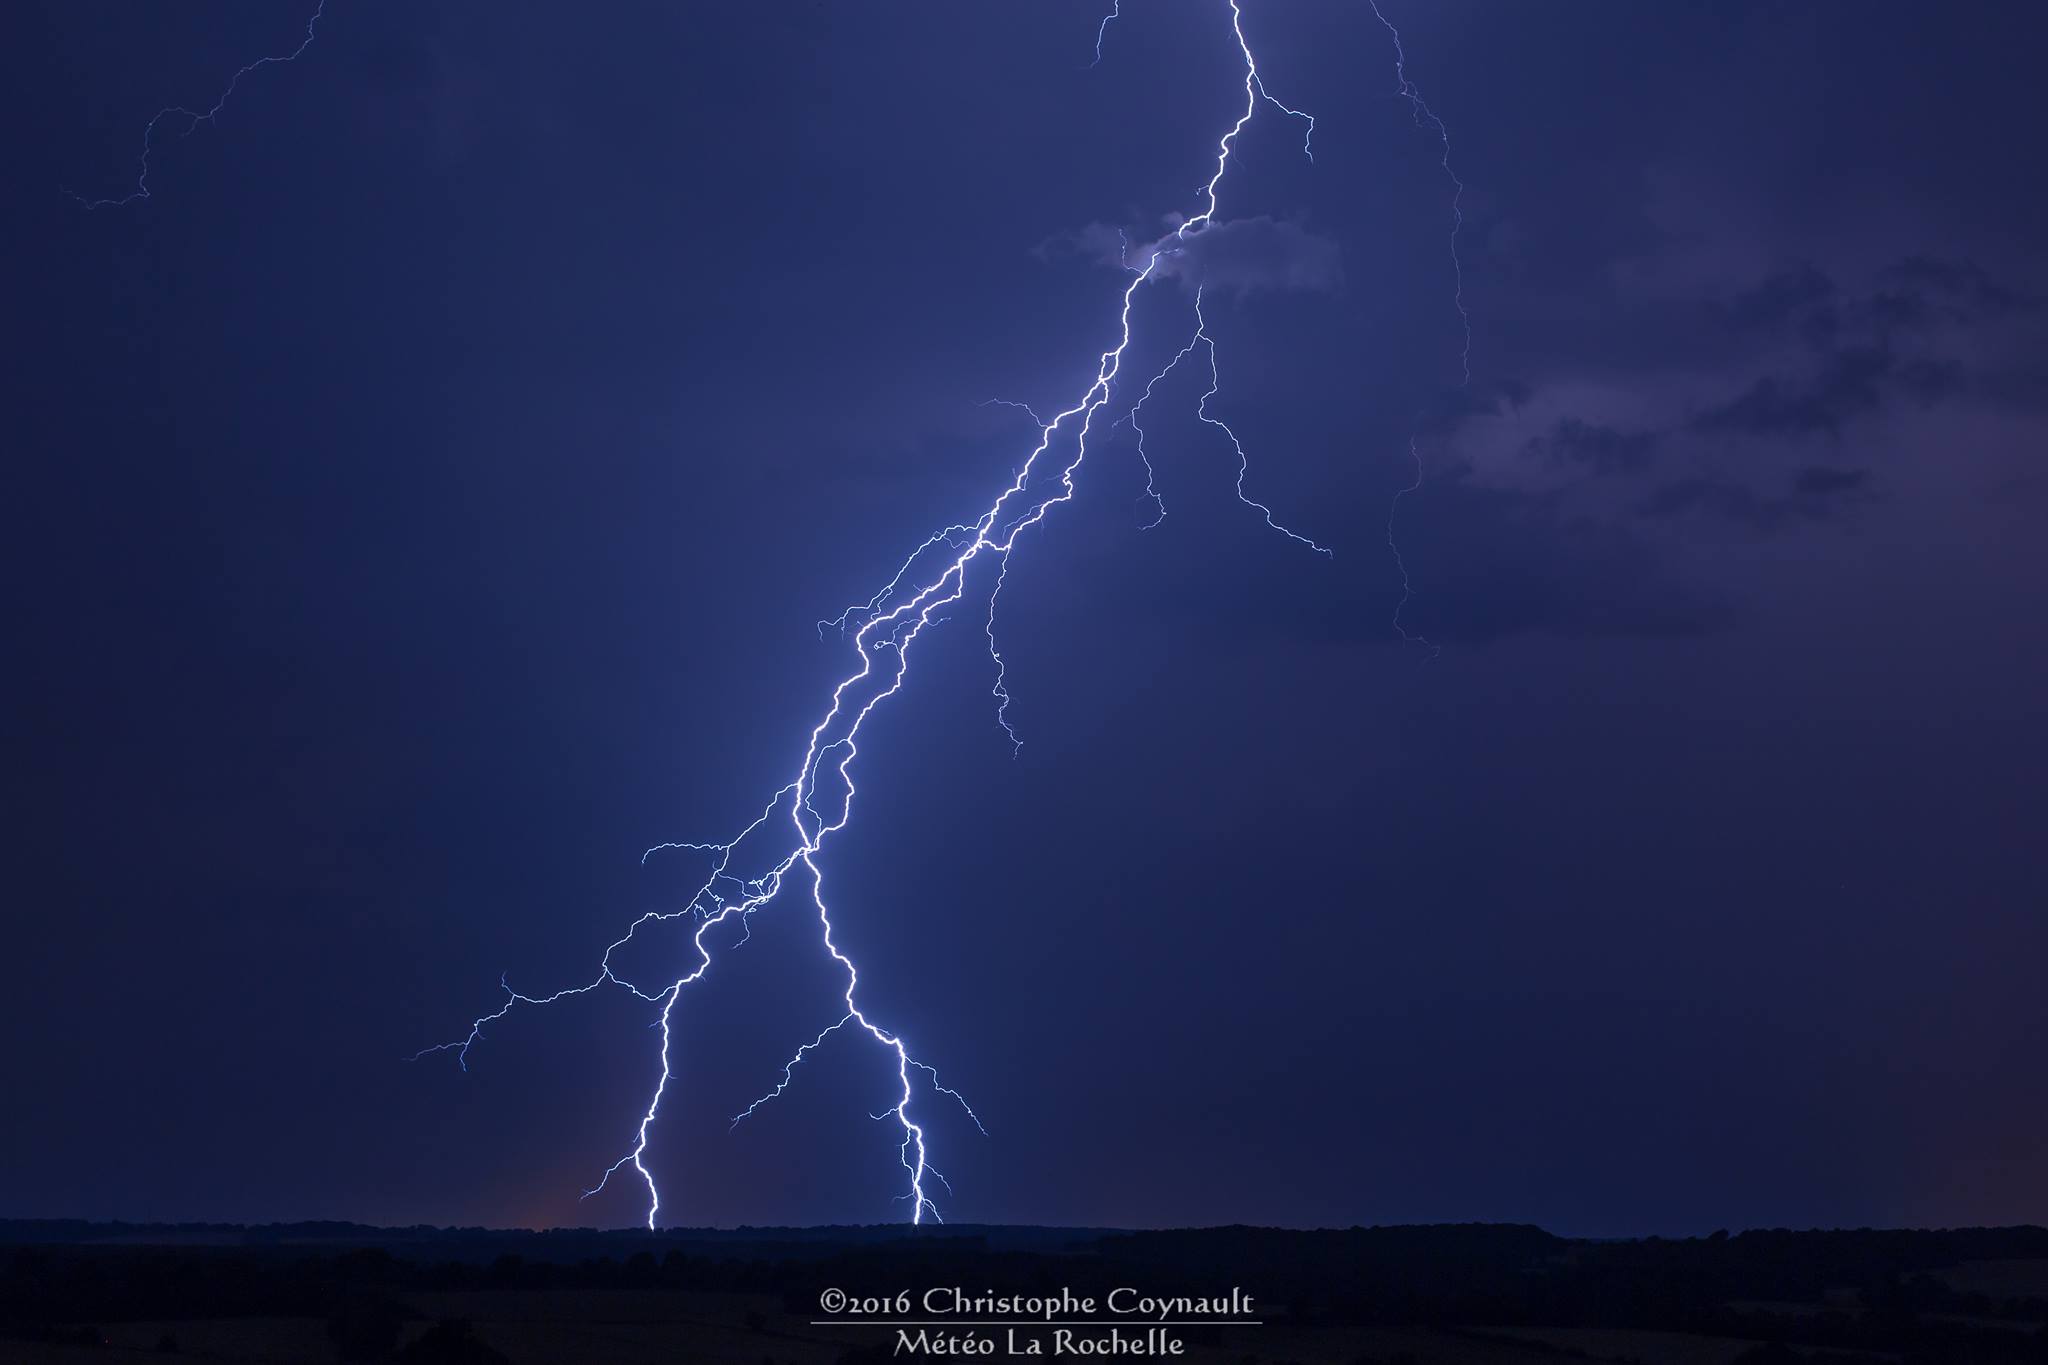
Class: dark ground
3,1221,2045,1364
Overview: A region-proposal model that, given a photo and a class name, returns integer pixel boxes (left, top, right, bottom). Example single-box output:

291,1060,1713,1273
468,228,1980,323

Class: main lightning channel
421,1,1325,1228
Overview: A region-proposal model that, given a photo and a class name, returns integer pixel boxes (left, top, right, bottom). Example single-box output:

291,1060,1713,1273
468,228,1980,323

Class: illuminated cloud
1041,215,1343,295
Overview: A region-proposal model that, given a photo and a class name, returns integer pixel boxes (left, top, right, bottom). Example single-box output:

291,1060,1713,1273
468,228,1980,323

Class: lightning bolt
1193,286,1333,556
1369,0,1468,383
1090,1,1121,68
65,1,328,210
420,1,1334,1228
1369,0,1468,659
1117,331,1194,531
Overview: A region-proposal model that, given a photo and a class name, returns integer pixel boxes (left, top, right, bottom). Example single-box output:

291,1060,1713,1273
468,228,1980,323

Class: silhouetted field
3,1221,2044,1364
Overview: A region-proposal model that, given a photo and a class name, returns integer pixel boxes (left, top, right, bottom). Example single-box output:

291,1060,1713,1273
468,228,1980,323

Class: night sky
6,1,2044,1236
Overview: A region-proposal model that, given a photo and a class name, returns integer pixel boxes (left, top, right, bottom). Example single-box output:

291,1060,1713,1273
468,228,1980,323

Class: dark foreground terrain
2,1220,2044,1364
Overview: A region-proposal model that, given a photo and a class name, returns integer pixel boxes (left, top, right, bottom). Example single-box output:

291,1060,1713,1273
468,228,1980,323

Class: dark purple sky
5,0,2044,1235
